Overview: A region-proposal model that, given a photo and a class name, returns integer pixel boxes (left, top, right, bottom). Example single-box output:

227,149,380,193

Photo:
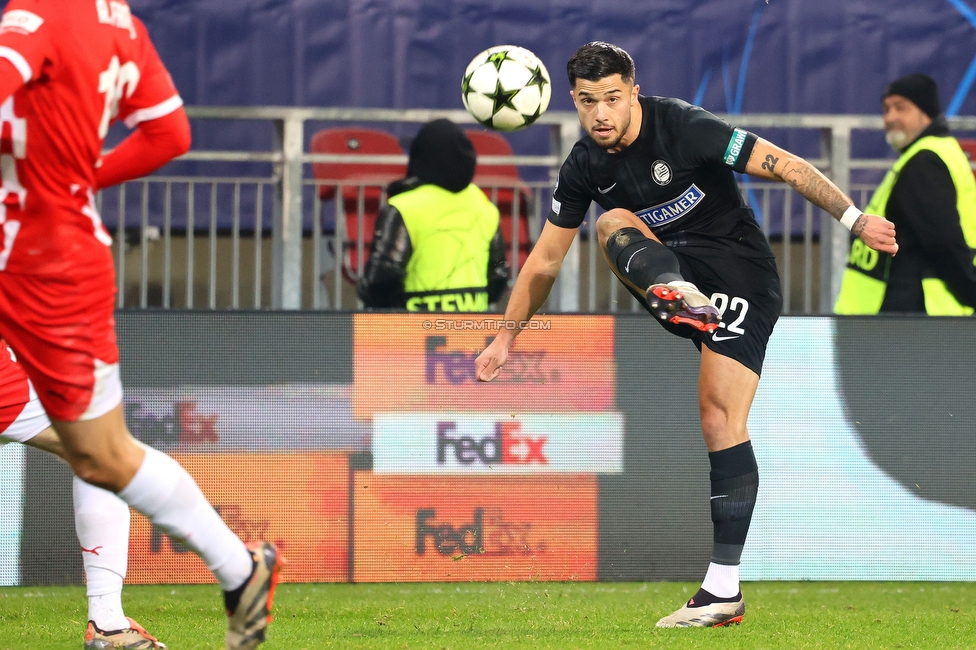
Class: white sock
117,446,253,591
88,592,129,631
700,562,740,598
73,476,131,630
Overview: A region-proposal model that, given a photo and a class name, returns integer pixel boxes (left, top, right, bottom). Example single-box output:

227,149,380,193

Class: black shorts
630,232,783,376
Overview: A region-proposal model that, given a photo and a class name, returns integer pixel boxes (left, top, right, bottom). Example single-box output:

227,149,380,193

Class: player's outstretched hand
476,337,509,382
854,213,898,256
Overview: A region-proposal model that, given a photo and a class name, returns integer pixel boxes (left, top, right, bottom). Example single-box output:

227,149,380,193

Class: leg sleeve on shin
708,441,759,566
605,228,682,290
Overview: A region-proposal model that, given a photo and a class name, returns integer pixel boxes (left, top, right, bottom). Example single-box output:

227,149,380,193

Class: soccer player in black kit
476,42,899,627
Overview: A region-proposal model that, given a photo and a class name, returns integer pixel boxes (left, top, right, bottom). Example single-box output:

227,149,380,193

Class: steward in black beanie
406,118,477,193
882,73,941,119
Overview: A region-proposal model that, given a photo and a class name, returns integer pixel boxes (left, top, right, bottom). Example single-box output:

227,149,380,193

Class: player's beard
591,114,631,151
885,129,908,152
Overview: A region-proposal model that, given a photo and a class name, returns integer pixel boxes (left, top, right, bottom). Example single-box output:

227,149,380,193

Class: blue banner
125,0,976,117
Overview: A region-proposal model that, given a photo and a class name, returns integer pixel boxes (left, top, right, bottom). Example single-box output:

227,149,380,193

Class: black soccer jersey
549,95,761,240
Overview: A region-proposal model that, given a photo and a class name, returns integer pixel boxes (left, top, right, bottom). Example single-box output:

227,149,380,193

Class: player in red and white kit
0,343,166,649
0,2,281,649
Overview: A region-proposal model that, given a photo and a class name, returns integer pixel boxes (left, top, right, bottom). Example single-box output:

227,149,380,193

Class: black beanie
882,73,942,119
406,119,477,193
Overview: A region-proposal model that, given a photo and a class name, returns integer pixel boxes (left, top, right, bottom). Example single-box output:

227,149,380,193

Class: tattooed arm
744,138,898,255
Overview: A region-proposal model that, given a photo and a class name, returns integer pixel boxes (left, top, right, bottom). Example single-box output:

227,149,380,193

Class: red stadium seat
311,127,406,283
466,130,534,271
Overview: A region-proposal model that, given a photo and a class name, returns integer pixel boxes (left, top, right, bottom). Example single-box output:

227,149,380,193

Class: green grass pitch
1,582,974,649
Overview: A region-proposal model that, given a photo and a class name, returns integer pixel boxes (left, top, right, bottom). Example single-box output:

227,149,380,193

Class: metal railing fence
103,108,976,313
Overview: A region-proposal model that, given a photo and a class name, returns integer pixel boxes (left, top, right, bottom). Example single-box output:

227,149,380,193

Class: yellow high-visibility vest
834,136,976,315
390,183,500,312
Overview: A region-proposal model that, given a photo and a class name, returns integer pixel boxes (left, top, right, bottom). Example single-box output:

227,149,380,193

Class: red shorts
0,262,121,422
0,346,50,442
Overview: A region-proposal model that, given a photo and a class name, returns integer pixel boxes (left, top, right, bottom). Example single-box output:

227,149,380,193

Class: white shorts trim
123,94,183,129
0,380,50,444
0,45,31,83
79,360,123,421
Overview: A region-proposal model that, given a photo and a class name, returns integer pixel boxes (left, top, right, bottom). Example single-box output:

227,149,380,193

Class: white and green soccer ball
461,45,552,132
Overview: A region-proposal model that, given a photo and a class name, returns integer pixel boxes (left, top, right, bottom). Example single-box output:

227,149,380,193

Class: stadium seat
958,139,976,179
311,127,406,283
466,130,534,271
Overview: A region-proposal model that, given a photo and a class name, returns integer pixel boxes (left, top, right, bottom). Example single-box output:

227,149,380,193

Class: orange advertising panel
353,314,615,419
127,452,349,584
353,473,598,582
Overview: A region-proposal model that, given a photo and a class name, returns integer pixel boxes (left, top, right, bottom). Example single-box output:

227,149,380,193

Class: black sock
708,441,759,566
605,227,682,291
223,556,257,613
687,588,743,608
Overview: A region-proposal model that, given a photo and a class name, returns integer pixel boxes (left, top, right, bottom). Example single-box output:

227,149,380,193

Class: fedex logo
151,504,266,554
437,421,548,466
372,412,625,475
416,507,484,556
415,507,543,557
125,400,218,448
424,336,552,385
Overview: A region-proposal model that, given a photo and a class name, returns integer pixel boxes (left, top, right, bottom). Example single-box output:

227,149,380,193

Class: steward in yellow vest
357,119,510,311
835,74,976,315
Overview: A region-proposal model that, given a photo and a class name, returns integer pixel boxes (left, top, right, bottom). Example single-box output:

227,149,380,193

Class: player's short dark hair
566,42,636,87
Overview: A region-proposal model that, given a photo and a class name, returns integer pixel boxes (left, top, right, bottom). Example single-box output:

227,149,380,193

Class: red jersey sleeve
0,0,58,85
116,17,182,129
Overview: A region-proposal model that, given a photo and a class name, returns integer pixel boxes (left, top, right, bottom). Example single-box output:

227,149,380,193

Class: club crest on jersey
651,160,672,186
0,10,44,35
635,184,705,228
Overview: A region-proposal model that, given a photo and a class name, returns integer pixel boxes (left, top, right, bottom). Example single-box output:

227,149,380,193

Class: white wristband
839,206,862,231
